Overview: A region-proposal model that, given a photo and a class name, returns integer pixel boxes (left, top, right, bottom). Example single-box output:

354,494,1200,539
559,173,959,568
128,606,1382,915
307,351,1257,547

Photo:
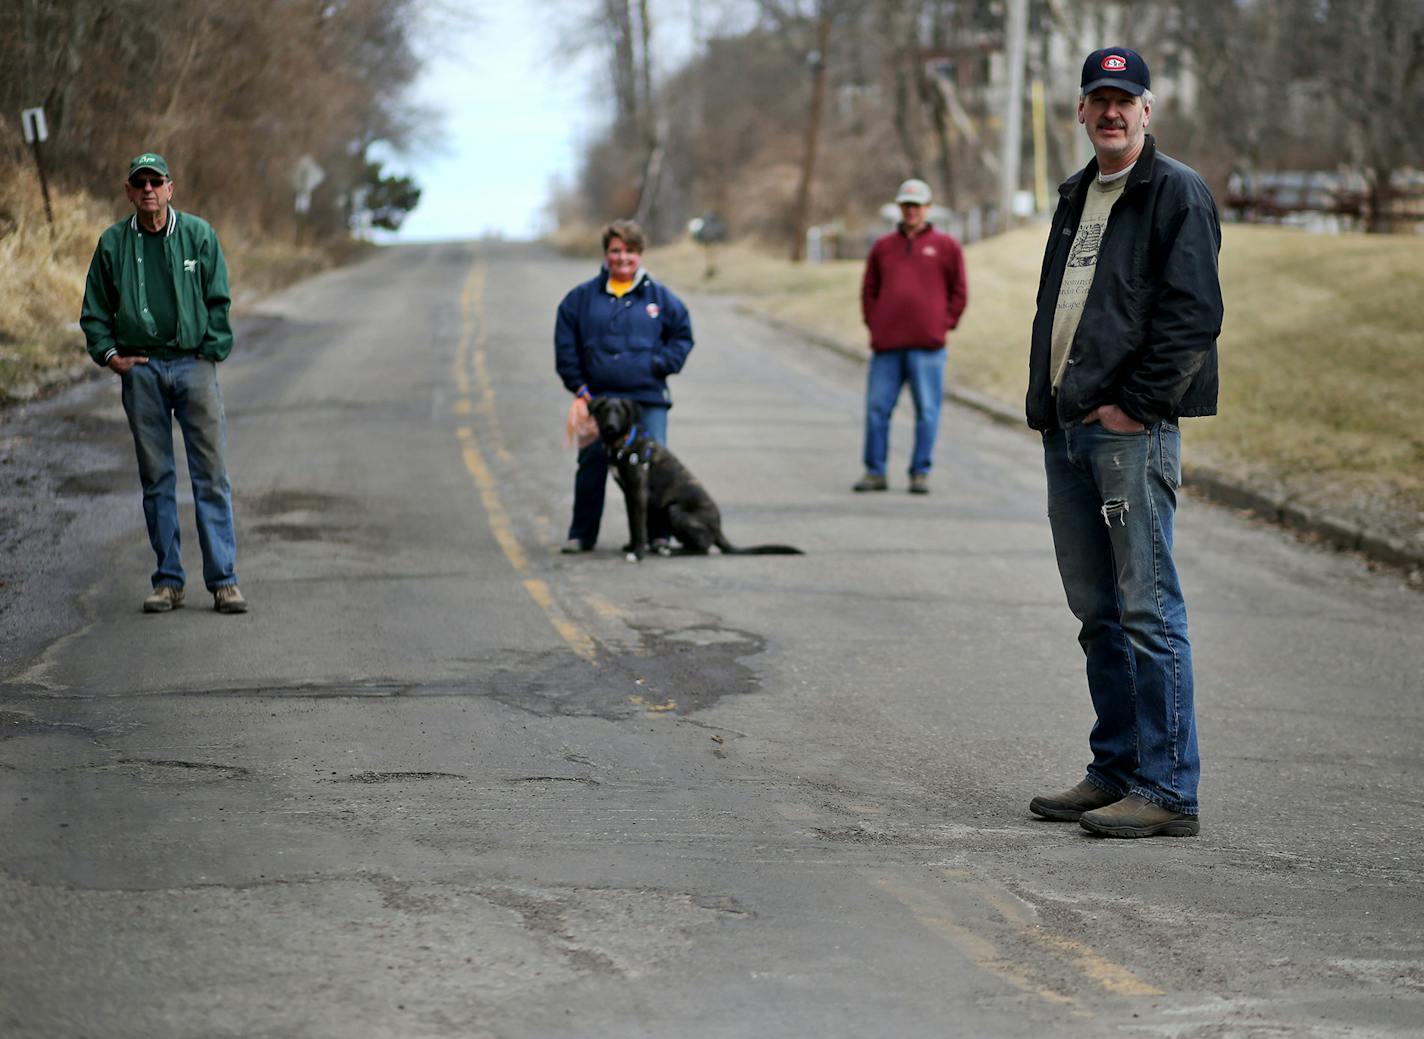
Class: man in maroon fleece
854,178,968,494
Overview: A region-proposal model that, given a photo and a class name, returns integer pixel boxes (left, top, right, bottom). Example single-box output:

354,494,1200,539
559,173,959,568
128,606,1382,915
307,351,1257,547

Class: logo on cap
1101,55,1127,72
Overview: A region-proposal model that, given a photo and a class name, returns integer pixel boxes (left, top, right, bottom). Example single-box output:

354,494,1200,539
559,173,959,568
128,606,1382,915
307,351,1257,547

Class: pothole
505,775,600,785
485,619,767,721
103,758,250,783
342,770,467,783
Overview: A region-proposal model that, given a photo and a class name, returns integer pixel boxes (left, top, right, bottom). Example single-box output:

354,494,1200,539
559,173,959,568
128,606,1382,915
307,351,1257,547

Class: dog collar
614,423,647,465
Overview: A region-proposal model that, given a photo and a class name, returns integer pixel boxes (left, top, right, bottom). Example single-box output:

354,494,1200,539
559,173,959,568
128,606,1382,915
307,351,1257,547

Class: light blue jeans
862,347,946,477
1043,421,1199,815
120,357,238,592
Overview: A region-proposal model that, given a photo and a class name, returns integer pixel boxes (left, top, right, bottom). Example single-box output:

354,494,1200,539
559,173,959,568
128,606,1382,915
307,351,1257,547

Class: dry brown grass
650,224,1424,541
0,162,335,401
0,171,114,397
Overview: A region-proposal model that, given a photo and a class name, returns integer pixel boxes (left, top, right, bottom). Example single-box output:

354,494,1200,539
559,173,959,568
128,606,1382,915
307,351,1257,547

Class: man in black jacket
1025,48,1222,838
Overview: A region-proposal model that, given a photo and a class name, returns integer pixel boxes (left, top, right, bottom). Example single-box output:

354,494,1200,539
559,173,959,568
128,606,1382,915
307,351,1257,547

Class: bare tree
748,0,856,260
4,0,428,236
1321,0,1424,230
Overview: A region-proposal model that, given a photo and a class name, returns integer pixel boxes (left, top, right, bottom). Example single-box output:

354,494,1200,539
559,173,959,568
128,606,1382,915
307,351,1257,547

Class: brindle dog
589,397,804,561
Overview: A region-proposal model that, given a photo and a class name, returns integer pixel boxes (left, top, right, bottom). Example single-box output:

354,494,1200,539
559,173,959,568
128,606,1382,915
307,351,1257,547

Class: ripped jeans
1043,422,1199,815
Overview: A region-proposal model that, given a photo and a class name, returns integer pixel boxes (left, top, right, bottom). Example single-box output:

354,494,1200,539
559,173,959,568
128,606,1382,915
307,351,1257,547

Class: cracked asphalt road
2,242,1421,1038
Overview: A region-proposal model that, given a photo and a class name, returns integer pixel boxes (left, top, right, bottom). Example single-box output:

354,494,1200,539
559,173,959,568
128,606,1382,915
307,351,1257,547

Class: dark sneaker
650,538,673,556
1029,779,1120,821
853,473,888,492
560,539,593,554
908,473,930,495
143,585,184,613
213,585,249,614
1079,793,1199,838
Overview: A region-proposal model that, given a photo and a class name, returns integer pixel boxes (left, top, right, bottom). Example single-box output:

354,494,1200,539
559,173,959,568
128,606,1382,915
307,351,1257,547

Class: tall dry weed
0,162,336,400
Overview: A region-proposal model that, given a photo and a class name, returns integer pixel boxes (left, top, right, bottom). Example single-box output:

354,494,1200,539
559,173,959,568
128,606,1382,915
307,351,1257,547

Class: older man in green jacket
80,151,248,614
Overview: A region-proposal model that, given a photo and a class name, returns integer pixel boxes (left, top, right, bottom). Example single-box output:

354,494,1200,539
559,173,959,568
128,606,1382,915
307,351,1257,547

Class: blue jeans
862,347,946,477
120,357,238,592
1043,422,1199,815
568,402,668,548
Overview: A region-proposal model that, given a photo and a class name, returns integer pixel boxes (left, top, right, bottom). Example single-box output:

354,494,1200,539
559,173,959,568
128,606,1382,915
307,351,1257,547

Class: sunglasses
129,176,168,189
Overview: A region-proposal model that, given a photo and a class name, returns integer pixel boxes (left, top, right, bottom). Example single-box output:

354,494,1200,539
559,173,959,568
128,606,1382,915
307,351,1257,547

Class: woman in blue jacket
554,220,695,552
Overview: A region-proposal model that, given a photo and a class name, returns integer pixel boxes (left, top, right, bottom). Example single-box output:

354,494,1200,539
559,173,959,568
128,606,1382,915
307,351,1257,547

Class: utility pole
999,0,1028,233
790,5,832,262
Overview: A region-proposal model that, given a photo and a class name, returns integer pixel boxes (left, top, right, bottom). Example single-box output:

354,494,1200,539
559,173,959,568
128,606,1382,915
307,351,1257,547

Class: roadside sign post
688,212,727,280
292,155,326,245
20,107,54,229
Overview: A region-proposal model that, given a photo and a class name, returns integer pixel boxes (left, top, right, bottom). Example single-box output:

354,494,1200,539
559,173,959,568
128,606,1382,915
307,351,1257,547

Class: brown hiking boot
213,585,249,614
1079,793,1199,838
143,585,185,613
852,473,888,492
908,473,930,495
1029,779,1120,821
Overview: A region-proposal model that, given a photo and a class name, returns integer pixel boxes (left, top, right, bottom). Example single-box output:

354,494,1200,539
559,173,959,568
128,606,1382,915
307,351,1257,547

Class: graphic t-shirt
1050,169,1130,390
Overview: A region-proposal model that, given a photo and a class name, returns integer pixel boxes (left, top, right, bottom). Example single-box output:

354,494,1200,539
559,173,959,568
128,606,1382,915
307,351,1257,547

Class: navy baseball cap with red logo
1081,47,1150,96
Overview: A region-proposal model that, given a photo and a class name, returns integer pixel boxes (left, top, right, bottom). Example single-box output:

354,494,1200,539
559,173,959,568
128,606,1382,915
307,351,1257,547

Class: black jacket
1026,135,1223,431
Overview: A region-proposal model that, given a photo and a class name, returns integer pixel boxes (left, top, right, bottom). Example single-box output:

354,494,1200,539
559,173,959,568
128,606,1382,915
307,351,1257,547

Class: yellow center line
522,579,597,660
461,259,512,464
967,880,1163,997
454,253,598,663
867,871,1079,1008
869,866,1163,1008
456,425,527,573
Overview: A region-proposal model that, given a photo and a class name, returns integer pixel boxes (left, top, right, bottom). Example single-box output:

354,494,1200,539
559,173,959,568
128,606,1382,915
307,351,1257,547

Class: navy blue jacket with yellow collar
554,265,694,408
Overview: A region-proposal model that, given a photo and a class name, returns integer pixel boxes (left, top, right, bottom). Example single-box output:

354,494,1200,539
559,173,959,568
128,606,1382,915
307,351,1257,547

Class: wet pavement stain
56,470,133,496
250,522,337,543
0,710,95,740
483,618,767,721
0,710,34,729
246,489,363,516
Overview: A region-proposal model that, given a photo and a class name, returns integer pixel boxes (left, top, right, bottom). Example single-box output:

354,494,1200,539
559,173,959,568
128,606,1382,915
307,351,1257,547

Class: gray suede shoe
852,473,888,492
1079,793,1200,838
1029,779,1120,821
213,585,249,614
143,585,184,613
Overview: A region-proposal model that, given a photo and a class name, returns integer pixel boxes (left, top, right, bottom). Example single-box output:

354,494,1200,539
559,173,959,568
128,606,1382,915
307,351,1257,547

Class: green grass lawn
651,225,1424,542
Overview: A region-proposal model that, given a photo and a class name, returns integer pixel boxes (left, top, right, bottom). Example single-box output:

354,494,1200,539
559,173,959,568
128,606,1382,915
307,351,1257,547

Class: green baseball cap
127,152,170,180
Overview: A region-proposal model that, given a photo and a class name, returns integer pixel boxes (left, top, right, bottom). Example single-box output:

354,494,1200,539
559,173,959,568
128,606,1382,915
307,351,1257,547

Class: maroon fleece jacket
861,224,968,352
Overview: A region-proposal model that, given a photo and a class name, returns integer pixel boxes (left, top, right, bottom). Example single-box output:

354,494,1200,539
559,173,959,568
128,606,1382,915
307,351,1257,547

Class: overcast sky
386,2,740,242
386,5,597,242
